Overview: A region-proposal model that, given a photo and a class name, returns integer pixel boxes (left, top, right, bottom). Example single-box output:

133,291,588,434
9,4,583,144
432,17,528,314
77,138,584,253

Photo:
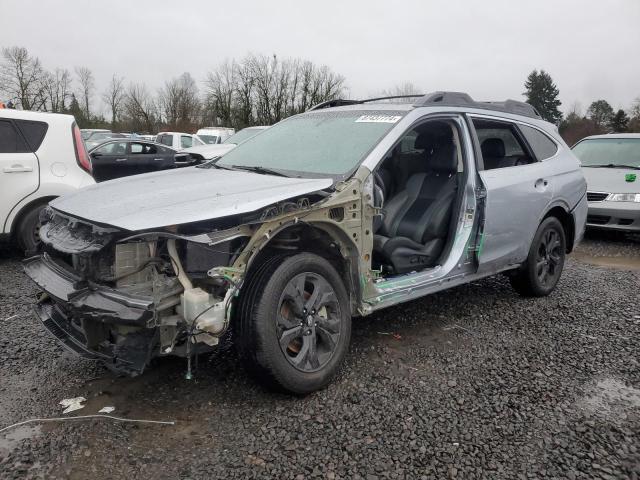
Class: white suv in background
0,109,95,252
155,132,205,150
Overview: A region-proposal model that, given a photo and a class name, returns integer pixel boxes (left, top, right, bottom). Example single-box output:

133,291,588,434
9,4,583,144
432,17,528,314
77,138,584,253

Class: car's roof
580,133,640,140
157,131,196,135
312,102,556,133
89,138,174,151
0,109,75,123
308,91,552,128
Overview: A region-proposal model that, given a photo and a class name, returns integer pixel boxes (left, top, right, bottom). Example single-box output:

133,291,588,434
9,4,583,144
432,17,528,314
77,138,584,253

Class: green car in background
573,134,640,232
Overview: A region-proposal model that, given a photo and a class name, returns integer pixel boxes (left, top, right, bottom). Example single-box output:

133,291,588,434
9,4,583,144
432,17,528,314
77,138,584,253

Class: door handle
3,165,33,173
153,158,164,161
115,158,127,162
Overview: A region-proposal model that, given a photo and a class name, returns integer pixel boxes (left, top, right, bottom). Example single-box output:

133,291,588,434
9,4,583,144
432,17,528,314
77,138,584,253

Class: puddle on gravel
572,252,640,271
0,424,41,456
580,378,640,419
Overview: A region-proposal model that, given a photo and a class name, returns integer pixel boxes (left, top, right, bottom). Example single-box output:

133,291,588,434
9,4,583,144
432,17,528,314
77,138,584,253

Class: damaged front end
25,207,252,375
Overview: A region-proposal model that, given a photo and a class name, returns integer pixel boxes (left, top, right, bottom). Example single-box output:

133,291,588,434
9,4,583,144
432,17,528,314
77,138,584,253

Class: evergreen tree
68,93,87,126
587,100,614,130
523,70,562,124
609,109,629,132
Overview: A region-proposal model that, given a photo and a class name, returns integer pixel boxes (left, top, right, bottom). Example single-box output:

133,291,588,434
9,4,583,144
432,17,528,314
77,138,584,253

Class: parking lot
0,231,638,479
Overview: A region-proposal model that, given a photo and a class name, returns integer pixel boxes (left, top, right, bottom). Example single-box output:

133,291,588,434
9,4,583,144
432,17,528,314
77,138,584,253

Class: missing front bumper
24,254,160,375
34,297,155,375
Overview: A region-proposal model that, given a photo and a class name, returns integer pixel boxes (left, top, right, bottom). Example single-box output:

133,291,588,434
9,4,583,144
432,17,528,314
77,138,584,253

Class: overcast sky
2,0,639,115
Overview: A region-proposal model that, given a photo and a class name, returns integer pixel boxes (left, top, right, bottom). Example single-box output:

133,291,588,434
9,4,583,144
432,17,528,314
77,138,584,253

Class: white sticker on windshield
355,115,402,124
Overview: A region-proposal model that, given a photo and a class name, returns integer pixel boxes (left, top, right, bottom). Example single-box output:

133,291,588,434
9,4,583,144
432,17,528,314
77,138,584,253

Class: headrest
481,138,505,158
414,125,453,150
430,144,457,172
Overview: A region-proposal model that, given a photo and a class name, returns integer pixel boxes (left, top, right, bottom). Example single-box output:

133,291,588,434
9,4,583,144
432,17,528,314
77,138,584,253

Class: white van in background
196,127,235,144
0,110,95,251
155,132,205,150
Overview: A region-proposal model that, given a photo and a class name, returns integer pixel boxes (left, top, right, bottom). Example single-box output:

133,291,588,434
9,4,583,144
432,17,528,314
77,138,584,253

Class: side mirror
91,152,102,158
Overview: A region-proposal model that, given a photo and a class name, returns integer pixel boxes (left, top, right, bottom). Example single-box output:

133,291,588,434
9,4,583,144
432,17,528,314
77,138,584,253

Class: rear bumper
586,201,640,232
24,254,158,375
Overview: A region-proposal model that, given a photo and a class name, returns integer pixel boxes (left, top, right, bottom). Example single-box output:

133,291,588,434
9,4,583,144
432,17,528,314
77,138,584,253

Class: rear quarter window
0,120,29,153
519,125,558,160
15,120,48,151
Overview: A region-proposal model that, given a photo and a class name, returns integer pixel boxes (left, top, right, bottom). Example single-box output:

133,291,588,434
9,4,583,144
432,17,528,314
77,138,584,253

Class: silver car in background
25,92,587,394
572,133,640,232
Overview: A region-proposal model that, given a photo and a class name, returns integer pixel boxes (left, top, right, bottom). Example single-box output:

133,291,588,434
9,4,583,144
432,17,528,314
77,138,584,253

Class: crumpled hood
51,167,333,230
582,167,640,194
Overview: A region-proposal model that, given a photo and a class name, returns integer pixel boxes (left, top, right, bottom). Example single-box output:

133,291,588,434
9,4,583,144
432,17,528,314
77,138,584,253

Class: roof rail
308,99,362,111
308,91,542,119
413,91,541,119
308,94,425,111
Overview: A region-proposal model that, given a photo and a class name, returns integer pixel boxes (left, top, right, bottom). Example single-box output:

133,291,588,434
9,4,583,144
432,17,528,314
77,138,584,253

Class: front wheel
235,253,351,394
510,216,566,297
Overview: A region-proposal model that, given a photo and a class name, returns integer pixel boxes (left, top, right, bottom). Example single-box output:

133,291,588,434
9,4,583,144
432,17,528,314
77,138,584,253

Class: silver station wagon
25,92,587,394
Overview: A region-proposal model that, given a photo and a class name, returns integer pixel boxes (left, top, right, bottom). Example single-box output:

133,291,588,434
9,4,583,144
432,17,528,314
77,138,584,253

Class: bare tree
204,60,238,126
43,68,72,112
0,46,47,110
204,53,347,128
122,82,158,133
381,82,422,101
159,72,200,131
74,66,95,119
102,74,125,127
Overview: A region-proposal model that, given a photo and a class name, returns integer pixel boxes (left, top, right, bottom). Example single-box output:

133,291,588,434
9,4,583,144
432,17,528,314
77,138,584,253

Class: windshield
216,111,404,177
199,134,218,144
573,138,640,168
223,128,265,145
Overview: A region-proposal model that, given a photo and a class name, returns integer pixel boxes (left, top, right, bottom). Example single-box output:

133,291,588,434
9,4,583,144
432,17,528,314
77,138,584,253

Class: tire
510,216,566,297
235,252,351,394
16,204,46,255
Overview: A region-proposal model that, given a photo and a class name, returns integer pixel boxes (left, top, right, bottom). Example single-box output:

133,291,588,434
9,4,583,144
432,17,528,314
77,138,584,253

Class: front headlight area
86,234,248,359
607,193,640,203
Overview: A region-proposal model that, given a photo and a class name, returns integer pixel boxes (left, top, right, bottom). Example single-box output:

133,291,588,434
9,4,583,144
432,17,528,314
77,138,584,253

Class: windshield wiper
197,160,231,170
230,165,289,177
584,163,640,170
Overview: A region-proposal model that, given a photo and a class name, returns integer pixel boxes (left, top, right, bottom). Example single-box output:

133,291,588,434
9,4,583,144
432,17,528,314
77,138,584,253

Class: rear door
0,119,40,231
128,141,175,175
471,116,554,273
90,141,129,182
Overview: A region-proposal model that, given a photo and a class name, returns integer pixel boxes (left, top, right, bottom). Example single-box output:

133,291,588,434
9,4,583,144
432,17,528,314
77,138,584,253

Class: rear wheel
510,216,566,297
16,204,46,255
235,253,351,394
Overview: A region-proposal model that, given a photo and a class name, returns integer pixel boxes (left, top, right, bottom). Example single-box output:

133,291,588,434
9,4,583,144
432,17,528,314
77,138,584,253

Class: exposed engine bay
24,186,358,376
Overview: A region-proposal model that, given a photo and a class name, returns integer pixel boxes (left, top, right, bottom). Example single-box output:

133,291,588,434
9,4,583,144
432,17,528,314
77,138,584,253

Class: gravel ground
0,231,639,479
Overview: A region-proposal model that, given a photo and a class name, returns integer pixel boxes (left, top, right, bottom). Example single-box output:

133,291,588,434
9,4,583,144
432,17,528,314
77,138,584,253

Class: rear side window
519,125,558,160
472,119,535,170
15,120,48,151
181,135,193,148
0,120,29,153
130,142,158,154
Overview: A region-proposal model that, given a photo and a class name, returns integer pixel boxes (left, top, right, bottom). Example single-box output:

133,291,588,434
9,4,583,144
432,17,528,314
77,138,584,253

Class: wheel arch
242,221,363,315
541,203,575,253
8,196,56,240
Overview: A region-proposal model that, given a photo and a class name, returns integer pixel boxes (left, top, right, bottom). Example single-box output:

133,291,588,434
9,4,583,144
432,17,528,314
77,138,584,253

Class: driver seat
373,140,458,274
